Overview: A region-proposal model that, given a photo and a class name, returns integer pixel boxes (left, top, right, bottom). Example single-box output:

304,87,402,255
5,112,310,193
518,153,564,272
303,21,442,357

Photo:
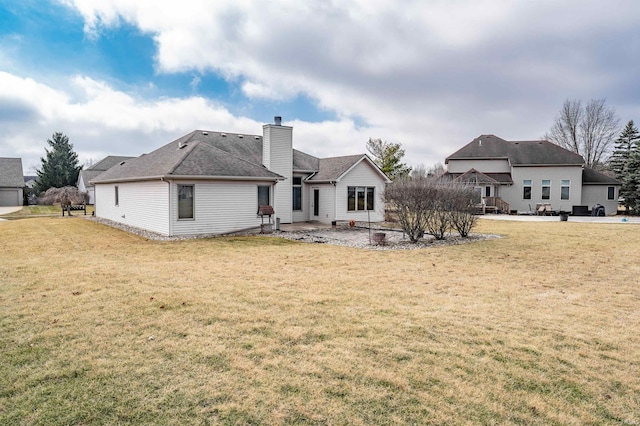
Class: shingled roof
91,130,382,184
0,158,24,187
582,167,620,185
446,135,585,166
79,156,135,186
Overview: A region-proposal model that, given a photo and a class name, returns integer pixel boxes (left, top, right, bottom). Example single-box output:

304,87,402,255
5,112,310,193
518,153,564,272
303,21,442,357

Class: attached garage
0,158,25,207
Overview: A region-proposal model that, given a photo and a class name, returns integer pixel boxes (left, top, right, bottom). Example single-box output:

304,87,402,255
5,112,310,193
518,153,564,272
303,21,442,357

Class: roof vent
202,131,208,135
254,136,261,140
119,161,126,165
238,134,243,138
221,133,227,137
274,116,282,126
478,140,482,146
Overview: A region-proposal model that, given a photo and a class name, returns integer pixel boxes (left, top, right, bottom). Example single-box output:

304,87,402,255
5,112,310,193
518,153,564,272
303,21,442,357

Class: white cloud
0,71,382,173
6,0,638,174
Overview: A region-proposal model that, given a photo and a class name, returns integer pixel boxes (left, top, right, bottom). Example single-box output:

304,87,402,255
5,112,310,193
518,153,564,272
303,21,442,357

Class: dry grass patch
1,217,639,425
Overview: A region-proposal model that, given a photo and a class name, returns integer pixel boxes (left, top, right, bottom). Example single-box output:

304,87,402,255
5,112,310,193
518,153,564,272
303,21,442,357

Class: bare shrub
385,178,479,242
384,176,434,242
448,184,478,237
40,186,88,209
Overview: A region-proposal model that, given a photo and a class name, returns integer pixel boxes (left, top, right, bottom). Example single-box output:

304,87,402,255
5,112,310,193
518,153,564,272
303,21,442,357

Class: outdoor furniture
62,203,86,216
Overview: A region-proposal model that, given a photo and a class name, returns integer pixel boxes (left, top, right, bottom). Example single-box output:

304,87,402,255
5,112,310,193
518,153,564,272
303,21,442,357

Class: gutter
92,174,284,185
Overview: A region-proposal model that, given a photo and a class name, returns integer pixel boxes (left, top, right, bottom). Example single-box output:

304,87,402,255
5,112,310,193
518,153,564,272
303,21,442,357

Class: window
178,185,194,219
258,185,270,207
561,180,570,200
523,180,532,200
348,186,375,211
292,177,302,211
485,186,491,197
608,186,615,200
115,186,119,206
541,180,550,200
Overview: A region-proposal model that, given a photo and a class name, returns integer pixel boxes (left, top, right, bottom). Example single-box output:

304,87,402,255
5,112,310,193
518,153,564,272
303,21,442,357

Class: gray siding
335,161,386,222
95,181,170,235
263,124,293,223
582,185,618,215
448,159,510,173
171,180,272,236
504,166,583,212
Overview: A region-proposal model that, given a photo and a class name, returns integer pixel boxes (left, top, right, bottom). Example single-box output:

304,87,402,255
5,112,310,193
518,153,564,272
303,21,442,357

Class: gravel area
85,216,501,250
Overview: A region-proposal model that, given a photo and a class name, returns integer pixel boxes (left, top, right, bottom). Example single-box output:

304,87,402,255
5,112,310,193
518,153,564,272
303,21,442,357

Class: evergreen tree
610,120,640,179
611,121,640,213
366,138,411,180
35,132,82,193
621,148,640,214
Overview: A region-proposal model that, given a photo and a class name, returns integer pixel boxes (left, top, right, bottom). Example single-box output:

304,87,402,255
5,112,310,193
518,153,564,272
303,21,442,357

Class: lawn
0,217,638,425
0,204,95,218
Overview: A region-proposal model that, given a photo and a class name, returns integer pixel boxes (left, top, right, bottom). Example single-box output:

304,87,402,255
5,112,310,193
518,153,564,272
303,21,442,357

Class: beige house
92,117,390,236
445,135,620,215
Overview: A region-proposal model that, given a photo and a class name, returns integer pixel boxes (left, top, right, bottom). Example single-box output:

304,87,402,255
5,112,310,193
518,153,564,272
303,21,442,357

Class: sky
1,0,639,175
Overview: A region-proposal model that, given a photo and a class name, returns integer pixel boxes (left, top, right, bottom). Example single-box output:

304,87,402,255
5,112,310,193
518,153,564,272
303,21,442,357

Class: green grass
0,204,94,218
0,217,639,425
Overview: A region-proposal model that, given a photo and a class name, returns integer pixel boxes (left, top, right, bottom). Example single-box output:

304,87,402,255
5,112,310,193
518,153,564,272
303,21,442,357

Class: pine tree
610,120,640,179
621,148,640,214
611,121,640,213
35,132,82,193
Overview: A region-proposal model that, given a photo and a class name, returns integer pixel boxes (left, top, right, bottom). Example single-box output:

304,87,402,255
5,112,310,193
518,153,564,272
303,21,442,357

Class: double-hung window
178,184,194,219
541,180,551,200
561,180,570,200
523,180,532,200
258,185,270,207
347,186,375,211
607,186,615,200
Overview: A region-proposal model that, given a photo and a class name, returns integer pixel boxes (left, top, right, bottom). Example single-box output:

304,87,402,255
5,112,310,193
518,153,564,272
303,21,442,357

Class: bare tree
545,99,620,169
411,162,446,179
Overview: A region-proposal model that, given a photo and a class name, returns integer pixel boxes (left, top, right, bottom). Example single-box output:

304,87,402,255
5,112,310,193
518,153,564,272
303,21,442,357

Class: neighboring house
444,135,620,215
78,156,135,204
24,175,37,189
92,117,390,236
0,158,24,207
23,175,38,205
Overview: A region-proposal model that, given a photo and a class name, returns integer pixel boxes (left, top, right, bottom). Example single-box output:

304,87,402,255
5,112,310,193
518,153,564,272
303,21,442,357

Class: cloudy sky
1,0,639,174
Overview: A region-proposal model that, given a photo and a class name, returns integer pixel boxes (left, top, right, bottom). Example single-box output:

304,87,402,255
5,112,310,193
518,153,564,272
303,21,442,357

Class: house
92,117,390,236
0,158,24,207
444,135,620,215
78,156,135,204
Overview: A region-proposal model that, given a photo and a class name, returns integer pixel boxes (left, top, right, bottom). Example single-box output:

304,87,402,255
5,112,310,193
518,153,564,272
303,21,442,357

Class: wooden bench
62,203,87,216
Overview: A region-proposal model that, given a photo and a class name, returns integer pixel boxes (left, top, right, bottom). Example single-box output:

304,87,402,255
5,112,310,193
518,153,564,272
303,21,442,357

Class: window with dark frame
258,185,270,207
523,180,532,200
607,186,615,200
561,180,570,200
115,186,119,206
178,184,194,219
292,177,302,211
541,180,550,200
348,186,375,211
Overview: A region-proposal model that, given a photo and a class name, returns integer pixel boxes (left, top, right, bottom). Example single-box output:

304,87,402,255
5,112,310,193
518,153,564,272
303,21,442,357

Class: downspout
332,181,337,222
163,178,174,237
